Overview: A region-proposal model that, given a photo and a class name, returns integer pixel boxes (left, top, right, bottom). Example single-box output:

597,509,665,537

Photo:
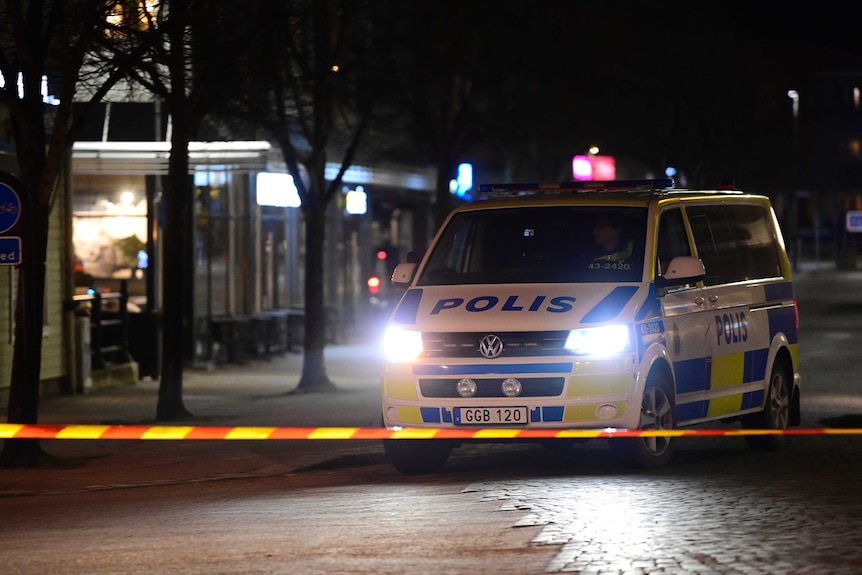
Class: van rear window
418,206,647,285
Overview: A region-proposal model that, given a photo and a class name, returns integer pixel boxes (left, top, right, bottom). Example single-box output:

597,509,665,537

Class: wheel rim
767,369,790,429
638,386,673,456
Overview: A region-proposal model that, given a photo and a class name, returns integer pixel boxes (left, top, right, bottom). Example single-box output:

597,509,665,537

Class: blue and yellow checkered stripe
674,349,770,420
673,289,798,421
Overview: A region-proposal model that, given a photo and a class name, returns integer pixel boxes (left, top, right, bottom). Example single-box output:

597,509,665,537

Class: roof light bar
478,178,674,193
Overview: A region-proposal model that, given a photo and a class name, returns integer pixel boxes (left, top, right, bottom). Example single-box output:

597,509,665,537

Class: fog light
501,378,522,397
385,405,399,424
457,378,477,398
596,403,618,420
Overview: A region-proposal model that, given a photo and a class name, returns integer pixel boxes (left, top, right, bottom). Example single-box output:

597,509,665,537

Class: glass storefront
259,205,301,310
194,168,248,317
72,141,284,366
72,173,149,305
71,140,434,367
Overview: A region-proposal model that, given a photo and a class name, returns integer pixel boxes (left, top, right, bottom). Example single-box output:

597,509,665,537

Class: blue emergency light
478,178,675,194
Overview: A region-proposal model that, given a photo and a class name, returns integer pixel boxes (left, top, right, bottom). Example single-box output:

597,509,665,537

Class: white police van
381,179,801,474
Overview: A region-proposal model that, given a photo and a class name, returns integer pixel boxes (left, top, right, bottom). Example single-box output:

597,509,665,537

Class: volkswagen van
381,179,801,474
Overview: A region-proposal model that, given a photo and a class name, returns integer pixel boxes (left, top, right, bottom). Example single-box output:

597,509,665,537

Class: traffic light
373,243,399,271
367,276,381,295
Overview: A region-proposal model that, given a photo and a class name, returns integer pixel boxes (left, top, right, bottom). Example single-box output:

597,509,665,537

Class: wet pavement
0,340,388,494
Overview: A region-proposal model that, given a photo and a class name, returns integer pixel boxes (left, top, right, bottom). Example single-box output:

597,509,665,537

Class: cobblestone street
457,434,862,574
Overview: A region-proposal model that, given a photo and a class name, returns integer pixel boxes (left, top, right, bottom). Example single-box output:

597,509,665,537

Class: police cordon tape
2,424,862,440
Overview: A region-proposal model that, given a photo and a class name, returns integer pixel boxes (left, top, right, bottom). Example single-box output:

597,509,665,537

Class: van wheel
383,440,452,475
610,373,675,468
743,361,791,450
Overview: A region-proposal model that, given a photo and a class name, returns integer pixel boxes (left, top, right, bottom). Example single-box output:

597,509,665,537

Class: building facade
0,152,72,404
70,133,435,375
2,98,435,403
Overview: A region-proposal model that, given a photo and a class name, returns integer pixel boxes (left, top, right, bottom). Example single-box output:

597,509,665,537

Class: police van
381,178,801,474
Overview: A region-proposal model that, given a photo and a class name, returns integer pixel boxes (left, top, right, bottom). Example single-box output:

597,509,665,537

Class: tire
383,439,452,475
743,360,791,450
610,372,676,469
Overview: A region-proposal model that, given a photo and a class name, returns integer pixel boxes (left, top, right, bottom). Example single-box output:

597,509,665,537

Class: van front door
656,208,711,423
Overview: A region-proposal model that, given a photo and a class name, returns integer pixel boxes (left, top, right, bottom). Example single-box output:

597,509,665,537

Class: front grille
422,331,570,358
419,377,565,398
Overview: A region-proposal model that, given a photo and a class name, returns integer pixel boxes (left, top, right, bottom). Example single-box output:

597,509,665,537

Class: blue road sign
0,236,21,265
0,182,21,234
847,211,862,233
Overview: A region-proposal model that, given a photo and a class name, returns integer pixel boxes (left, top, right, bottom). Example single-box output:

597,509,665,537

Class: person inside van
587,213,635,269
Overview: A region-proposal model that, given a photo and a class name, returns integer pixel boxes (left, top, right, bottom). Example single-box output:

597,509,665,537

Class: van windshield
417,206,647,285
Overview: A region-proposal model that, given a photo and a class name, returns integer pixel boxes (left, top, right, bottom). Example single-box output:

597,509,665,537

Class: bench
211,309,305,364
251,308,304,358
209,315,253,364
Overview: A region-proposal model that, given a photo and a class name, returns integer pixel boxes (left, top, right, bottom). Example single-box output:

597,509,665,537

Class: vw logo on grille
478,334,504,359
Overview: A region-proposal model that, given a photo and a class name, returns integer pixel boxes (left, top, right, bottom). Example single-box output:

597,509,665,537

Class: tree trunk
295,189,337,393
1,175,49,466
156,98,194,419
155,0,196,420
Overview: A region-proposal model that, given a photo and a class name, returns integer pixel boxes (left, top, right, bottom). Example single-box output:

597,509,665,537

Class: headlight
383,326,424,362
564,325,631,356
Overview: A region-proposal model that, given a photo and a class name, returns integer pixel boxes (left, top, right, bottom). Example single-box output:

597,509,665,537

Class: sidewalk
0,340,388,495
31,339,386,428
791,259,862,307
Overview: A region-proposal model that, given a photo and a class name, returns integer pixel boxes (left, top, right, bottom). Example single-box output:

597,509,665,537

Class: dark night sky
448,0,862,188
741,0,861,54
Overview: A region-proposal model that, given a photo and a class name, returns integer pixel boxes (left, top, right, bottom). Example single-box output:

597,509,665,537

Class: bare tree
108,0,253,419
0,0,152,464
382,1,504,228
223,0,383,392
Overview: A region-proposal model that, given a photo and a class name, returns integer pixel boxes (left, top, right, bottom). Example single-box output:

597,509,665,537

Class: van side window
656,208,691,276
687,204,782,286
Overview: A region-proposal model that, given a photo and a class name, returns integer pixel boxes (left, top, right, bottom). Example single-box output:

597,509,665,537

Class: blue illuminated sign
847,211,862,232
453,163,473,199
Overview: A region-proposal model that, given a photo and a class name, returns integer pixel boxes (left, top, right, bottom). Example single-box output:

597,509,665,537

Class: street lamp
787,90,799,140
787,89,801,271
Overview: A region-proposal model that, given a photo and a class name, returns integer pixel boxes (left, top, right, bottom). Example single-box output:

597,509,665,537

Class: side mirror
656,256,705,295
663,256,705,283
391,262,417,286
